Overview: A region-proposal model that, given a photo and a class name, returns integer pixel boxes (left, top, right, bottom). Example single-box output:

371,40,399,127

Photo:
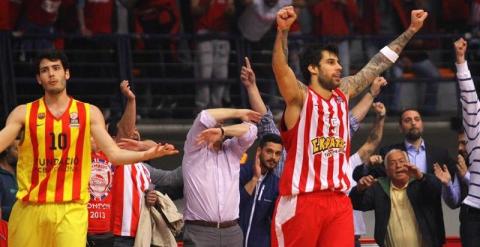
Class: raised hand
240,57,256,88
357,175,377,191
370,77,387,98
457,154,468,179
196,128,223,148
433,163,452,186
409,9,428,33
276,6,297,31
144,143,179,160
405,163,423,180
238,109,262,123
368,155,383,166
120,80,135,100
372,102,386,117
454,38,467,64
253,149,262,179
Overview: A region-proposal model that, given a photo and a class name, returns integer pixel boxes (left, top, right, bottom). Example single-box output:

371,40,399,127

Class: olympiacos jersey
280,88,351,196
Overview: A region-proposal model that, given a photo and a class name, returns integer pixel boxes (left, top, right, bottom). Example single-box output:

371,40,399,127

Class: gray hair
384,149,409,167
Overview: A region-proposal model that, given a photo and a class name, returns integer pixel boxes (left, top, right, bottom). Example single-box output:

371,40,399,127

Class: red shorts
271,191,354,247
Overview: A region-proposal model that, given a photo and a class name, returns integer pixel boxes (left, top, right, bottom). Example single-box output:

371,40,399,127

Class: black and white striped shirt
457,61,480,209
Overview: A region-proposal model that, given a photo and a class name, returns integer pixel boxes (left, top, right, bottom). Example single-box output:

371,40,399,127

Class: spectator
0,141,18,222
182,108,260,247
357,108,456,245
350,149,443,247
76,0,115,77
453,37,480,247
311,0,358,77
389,0,441,114
14,0,62,61
239,134,282,247
191,0,235,113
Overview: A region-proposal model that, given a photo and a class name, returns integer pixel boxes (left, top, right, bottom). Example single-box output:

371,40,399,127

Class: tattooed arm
273,6,305,129
340,9,428,98
356,103,386,164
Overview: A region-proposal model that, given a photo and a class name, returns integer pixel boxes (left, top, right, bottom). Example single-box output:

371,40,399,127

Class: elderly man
349,149,443,247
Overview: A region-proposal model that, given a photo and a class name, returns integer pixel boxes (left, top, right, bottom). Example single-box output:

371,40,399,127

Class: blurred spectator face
263,0,279,7
400,110,424,142
36,59,70,95
385,150,410,183
458,132,468,159
258,142,283,172
315,51,343,90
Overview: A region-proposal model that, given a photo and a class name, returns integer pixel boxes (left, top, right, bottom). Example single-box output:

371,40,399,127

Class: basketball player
271,6,428,247
0,51,178,247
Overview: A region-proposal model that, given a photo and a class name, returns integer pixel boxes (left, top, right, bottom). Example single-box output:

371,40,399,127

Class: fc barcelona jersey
16,98,92,204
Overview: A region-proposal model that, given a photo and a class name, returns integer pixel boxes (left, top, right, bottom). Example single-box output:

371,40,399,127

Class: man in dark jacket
350,149,443,247
239,133,283,247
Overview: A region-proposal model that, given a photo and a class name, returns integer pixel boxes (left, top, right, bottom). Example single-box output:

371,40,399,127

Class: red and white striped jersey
280,88,351,196
111,163,151,237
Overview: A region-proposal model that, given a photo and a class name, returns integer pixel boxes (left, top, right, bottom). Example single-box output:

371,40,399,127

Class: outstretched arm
90,105,178,164
356,103,386,164
340,9,428,98
350,77,387,123
205,108,262,123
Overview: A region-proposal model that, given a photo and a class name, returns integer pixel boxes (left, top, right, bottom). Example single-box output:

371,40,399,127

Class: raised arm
241,57,267,115
205,108,261,123
273,6,306,106
350,77,387,123
0,105,25,153
356,103,386,164
340,9,428,98
115,80,136,140
90,105,178,164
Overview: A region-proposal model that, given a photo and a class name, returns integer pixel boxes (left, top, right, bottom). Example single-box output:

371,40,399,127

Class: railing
1,32,479,123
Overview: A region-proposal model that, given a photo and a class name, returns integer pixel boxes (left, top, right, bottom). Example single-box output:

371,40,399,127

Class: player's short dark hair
259,133,283,148
35,50,70,74
300,43,339,84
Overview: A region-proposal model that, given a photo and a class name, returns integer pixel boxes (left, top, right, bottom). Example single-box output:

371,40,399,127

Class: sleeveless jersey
88,151,114,234
17,98,92,203
111,163,151,237
280,88,351,196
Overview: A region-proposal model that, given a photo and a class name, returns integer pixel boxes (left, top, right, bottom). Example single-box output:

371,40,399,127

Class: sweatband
380,46,399,63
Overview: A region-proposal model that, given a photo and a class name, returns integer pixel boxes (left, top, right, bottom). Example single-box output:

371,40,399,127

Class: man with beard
239,133,283,247
271,5,427,246
374,108,455,245
350,149,443,247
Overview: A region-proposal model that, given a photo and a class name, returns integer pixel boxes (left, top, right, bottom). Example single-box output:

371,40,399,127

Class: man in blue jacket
239,133,283,247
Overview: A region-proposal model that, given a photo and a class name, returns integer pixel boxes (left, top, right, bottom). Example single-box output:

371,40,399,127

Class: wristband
380,46,399,63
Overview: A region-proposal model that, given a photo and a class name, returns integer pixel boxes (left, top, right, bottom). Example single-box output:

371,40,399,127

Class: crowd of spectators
0,0,480,116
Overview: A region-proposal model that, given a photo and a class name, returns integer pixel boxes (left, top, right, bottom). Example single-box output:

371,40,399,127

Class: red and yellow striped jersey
16,98,92,204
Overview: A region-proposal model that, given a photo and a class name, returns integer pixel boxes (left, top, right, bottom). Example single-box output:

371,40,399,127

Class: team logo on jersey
311,136,346,156
38,113,46,119
89,158,114,201
70,112,79,127
335,96,344,104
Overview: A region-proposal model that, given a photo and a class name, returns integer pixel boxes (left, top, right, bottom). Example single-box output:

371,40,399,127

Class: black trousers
460,204,480,247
